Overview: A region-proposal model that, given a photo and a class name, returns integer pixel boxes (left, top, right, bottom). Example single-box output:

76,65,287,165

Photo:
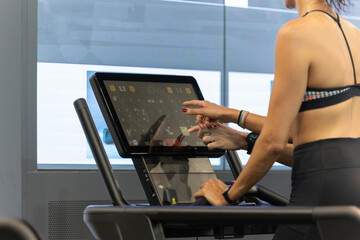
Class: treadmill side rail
84,205,360,240
314,206,360,240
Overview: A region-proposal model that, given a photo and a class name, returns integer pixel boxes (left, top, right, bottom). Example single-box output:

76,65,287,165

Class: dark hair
327,0,352,12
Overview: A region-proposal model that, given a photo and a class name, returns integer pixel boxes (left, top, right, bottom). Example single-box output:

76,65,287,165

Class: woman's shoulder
277,14,343,46
276,18,315,45
343,17,360,35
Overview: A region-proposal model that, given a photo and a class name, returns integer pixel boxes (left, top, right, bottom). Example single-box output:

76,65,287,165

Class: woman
182,0,360,238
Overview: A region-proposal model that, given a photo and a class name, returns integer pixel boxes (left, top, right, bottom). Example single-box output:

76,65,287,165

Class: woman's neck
296,0,332,18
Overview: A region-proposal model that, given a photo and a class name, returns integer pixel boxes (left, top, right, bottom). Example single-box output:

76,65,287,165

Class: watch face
246,133,259,154
247,133,259,143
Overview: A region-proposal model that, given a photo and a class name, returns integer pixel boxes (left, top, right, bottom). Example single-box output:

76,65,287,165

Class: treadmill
74,72,360,240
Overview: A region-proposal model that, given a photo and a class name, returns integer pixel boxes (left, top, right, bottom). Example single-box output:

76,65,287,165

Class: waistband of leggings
294,137,360,153
292,137,360,172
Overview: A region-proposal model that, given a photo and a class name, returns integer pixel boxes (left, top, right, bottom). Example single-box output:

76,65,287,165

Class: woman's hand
194,179,229,206
183,100,239,128
189,123,248,151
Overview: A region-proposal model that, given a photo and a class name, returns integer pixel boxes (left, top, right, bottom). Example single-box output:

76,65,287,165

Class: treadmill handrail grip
255,185,289,206
74,98,130,206
313,205,360,223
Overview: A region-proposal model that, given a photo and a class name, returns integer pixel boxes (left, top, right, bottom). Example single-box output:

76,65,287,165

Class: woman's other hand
203,123,248,150
194,179,229,206
189,123,248,151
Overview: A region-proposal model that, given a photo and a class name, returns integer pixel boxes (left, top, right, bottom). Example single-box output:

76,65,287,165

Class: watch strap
222,185,237,205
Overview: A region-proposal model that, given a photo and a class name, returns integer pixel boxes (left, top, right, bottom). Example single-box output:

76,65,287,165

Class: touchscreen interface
91,72,224,157
103,80,204,149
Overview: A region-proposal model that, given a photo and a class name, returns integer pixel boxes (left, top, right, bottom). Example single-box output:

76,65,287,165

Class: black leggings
273,138,360,240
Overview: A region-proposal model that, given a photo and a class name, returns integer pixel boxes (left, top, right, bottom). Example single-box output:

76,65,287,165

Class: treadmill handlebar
313,205,360,223
252,185,289,206
192,197,210,206
225,150,243,178
74,98,130,206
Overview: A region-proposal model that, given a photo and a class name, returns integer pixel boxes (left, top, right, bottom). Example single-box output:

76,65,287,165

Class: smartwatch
222,185,237,205
246,132,259,155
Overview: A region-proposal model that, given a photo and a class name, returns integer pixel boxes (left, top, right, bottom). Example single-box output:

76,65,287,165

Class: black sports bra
299,10,359,112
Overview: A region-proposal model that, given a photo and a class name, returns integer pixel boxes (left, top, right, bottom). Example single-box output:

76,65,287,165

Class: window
37,0,224,169
37,0,360,169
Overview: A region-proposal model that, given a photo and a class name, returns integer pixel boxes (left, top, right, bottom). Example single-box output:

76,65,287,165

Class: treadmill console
90,72,224,158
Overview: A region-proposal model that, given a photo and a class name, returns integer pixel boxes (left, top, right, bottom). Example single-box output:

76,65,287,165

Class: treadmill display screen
90,72,224,157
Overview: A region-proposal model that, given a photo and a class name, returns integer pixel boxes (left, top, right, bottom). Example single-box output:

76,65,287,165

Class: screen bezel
90,72,225,158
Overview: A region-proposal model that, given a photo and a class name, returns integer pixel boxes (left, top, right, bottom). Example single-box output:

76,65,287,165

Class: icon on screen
119,86,126,92
129,86,136,92
167,87,173,93
109,85,116,92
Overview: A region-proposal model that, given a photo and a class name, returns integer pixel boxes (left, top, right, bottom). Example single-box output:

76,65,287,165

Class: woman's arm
225,20,309,203
196,123,294,166
183,100,296,142
195,20,309,205
183,100,240,127
183,100,267,134
276,143,294,167
239,112,265,135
